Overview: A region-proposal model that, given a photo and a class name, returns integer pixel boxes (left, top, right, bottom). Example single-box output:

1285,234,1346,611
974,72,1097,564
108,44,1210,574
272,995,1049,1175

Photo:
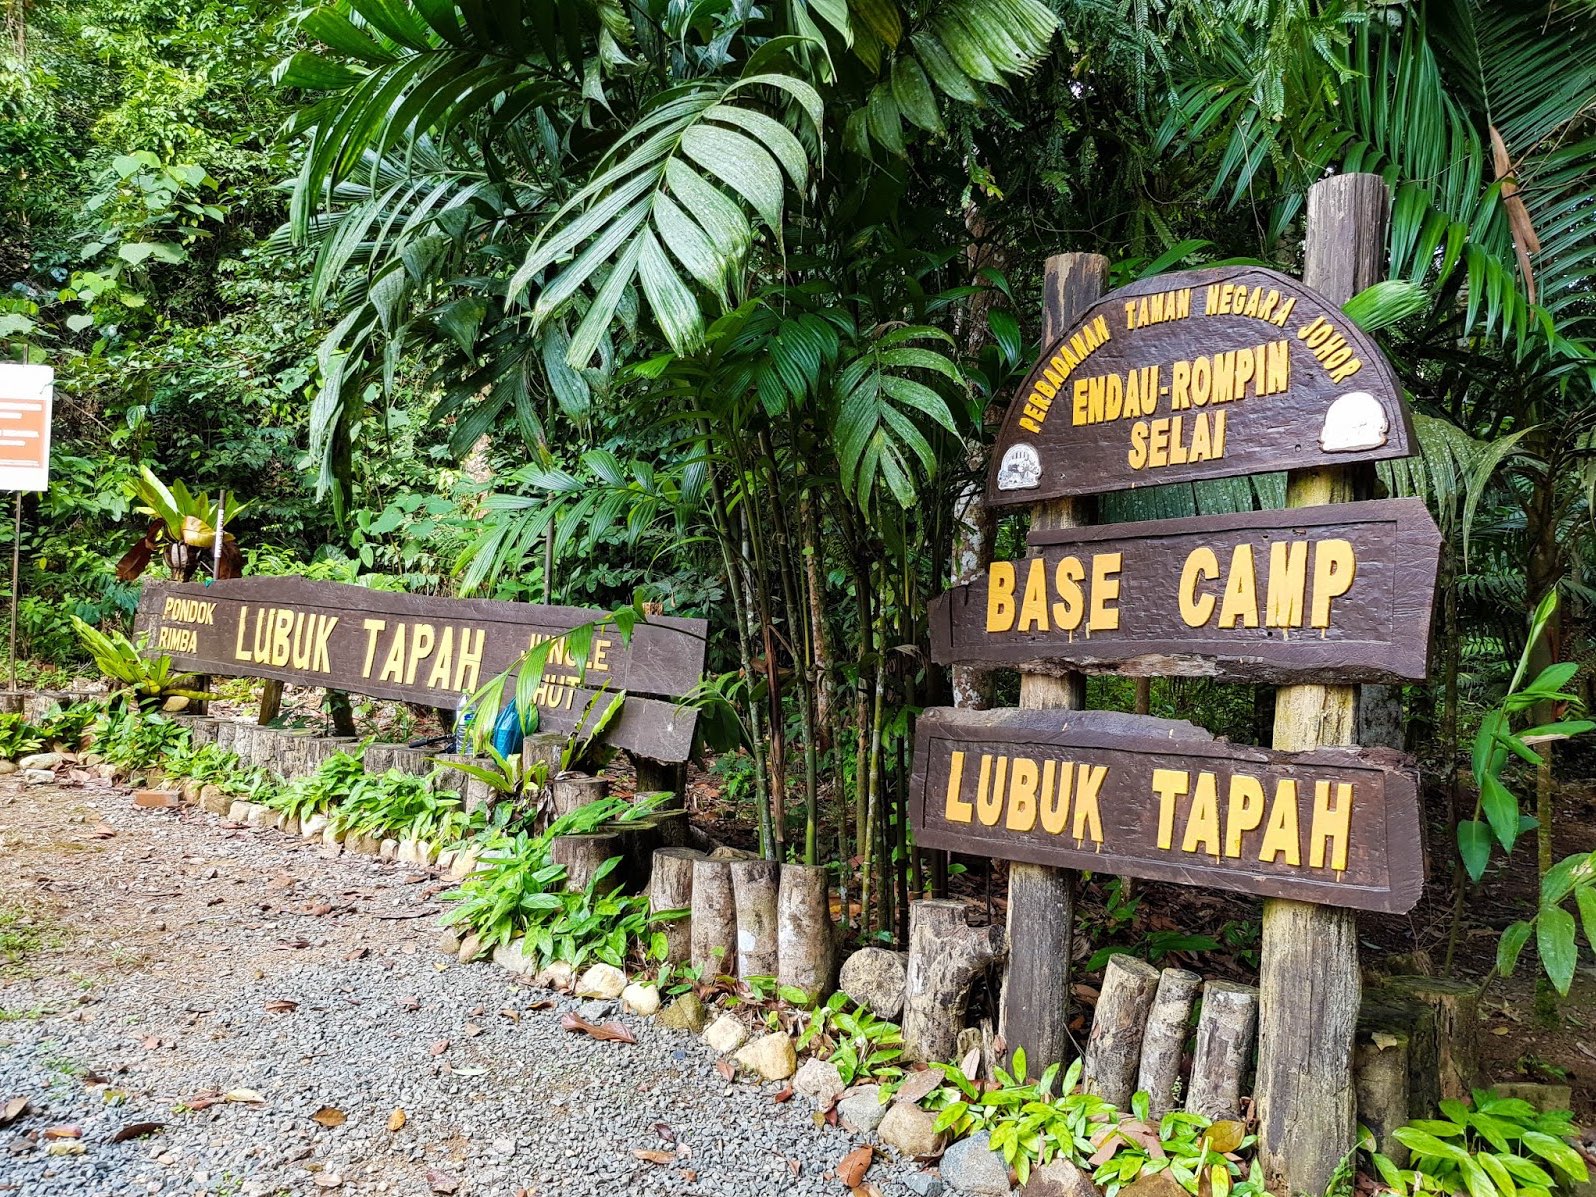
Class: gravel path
0,774,928,1197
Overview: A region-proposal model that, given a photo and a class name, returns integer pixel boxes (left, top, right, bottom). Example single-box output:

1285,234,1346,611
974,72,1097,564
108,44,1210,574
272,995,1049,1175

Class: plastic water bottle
454,692,475,752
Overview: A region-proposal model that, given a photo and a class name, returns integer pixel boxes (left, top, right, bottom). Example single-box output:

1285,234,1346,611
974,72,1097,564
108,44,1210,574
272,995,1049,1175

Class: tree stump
1383,976,1480,1102
522,732,565,786
1359,990,1441,1118
690,856,738,978
362,743,396,773
213,721,238,751
0,693,23,715
731,858,781,978
551,772,609,818
776,863,833,1001
630,753,685,804
1136,968,1203,1120
1084,955,1161,1108
902,899,1006,1064
1186,980,1260,1121
647,807,691,848
650,847,703,965
551,832,622,895
1355,1025,1411,1166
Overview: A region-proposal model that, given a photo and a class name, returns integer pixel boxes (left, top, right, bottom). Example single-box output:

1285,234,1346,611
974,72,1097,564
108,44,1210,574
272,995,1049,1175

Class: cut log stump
731,858,780,979
902,899,1005,1064
1084,955,1160,1108
1136,967,1203,1120
691,857,737,978
650,847,703,965
1186,980,1260,1121
776,863,832,1001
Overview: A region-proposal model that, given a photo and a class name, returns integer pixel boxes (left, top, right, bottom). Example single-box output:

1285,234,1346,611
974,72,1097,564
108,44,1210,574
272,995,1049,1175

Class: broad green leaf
892,56,942,132
1459,818,1493,881
1497,920,1533,976
1480,773,1521,851
680,125,785,231
1536,906,1578,995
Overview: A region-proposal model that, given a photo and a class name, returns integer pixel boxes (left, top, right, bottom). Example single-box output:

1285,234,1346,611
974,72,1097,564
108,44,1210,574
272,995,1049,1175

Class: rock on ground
733,1032,797,1082
839,947,909,1020
703,1011,750,1054
792,1057,844,1108
879,1102,943,1159
0,774,928,1197
837,1085,889,1134
940,1130,1011,1195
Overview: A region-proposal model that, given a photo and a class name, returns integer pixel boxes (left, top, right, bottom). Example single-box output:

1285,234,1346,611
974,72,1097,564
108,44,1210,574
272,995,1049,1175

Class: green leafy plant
88,708,192,772
115,466,249,582
37,701,105,750
1369,1092,1590,1197
72,617,211,706
0,715,45,761
266,750,367,824
328,770,467,843
794,992,905,1087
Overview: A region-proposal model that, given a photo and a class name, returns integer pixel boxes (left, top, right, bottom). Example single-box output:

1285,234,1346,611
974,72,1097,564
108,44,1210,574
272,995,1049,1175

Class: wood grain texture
1137,967,1204,1119
1185,980,1259,1120
930,499,1442,683
135,577,708,761
1001,251,1107,1078
649,847,703,966
1083,954,1161,1107
1257,171,1391,1197
903,899,1007,1064
986,264,1412,507
775,863,834,1001
908,706,1426,913
730,858,781,979
690,857,737,977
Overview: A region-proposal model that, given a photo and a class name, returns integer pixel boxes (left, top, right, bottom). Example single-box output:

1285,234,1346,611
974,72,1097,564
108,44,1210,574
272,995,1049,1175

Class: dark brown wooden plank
929,498,1440,684
133,577,706,761
985,265,1412,506
909,707,1425,914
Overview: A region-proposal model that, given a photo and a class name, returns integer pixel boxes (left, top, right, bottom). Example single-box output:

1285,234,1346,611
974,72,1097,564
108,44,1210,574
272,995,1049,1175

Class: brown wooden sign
135,578,707,761
929,498,1440,684
986,265,1412,505
910,707,1424,913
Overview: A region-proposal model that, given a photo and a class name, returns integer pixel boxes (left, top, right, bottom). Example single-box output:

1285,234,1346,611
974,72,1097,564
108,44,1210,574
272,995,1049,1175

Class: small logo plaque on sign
0,364,53,493
985,266,1411,505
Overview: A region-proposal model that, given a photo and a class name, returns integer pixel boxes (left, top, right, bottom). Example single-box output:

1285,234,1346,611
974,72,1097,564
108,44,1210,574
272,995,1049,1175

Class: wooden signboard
910,707,1424,913
0,364,53,493
929,498,1440,684
135,577,707,761
985,265,1412,505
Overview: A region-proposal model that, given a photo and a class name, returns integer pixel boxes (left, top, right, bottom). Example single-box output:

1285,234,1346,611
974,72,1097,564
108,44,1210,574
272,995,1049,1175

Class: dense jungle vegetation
3,0,1596,977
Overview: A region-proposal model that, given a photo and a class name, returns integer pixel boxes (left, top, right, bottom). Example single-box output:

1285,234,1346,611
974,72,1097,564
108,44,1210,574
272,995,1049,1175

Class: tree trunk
776,862,833,1001
731,857,781,979
903,899,1006,1064
1383,976,1480,1102
650,847,703,966
551,772,609,817
551,832,622,895
1136,967,1204,1120
1355,1026,1411,1166
1185,980,1260,1121
1084,955,1161,1108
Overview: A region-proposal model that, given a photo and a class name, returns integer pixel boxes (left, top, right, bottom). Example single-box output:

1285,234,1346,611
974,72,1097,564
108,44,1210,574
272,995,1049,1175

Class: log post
650,847,703,965
731,858,781,978
776,862,833,1001
690,856,738,978
1355,1026,1411,1166
1359,989,1440,1118
630,752,685,805
550,832,622,894
1083,955,1161,1108
1185,980,1260,1121
1256,172,1390,1197
1383,976,1480,1102
551,772,609,817
1136,967,1204,1120
1000,251,1109,1079
257,678,283,725
903,898,1006,1064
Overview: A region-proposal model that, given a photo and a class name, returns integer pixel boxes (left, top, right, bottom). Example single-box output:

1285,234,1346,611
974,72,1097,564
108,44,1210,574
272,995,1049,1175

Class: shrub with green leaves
265,750,367,823
329,770,468,844
1373,1092,1589,1197
90,708,191,771
794,992,906,1087
0,715,45,761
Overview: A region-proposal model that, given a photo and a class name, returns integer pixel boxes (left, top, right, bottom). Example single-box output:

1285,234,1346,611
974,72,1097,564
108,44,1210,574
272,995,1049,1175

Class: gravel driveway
0,774,924,1197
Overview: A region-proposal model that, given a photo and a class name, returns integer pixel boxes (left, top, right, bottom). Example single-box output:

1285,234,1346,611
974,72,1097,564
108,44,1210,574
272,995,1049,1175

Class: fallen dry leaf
559,1013,637,1044
1202,1119,1246,1154
463,1022,483,1038
312,1174,343,1189
526,999,553,1011
264,1000,299,1014
499,1008,520,1023
787,1157,801,1177
311,1106,346,1128
895,1069,943,1106
714,1059,735,1082
839,1144,873,1188
680,1169,698,1182
0,1097,29,1126
397,996,421,1012
772,1086,794,1103
307,902,334,916
426,1168,461,1194
43,1125,83,1140
959,1047,982,1081
428,1039,450,1057
387,1108,407,1132
654,1121,677,1144
110,1122,164,1143
88,824,117,839
632,1149,677,1164
448,1066,487,1077
223,1089,265,1104
345,947,369,961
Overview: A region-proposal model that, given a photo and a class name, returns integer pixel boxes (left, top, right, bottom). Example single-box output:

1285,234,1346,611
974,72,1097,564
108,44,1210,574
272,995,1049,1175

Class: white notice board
0,364,52,492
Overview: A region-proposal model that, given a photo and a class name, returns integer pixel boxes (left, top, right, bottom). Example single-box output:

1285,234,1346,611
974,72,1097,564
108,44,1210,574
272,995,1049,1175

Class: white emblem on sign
996,443,1041,491
1319,391,1389,453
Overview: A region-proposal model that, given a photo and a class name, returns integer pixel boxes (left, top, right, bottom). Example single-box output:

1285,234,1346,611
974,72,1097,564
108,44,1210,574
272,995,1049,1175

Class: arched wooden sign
986,266,1411,505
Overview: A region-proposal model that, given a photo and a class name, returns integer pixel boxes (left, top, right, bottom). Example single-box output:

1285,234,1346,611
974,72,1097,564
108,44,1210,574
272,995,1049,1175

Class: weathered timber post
1083,954,1160,1107
904,898,1006,1064
649,847,703,965
1256,172,1390,1197
257,678,284,725
776,862,833,1000
1186,980,1259,1121
690,856,737,978
998,251,1109,1078
730,857,781,978
1137,967,1204,1119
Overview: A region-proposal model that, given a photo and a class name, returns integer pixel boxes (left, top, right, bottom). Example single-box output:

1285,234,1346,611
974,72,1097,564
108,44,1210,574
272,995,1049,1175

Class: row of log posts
997,251,1109,1077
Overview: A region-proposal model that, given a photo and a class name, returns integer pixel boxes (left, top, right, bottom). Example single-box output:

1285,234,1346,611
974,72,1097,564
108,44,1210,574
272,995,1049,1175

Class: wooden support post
257,678,283,725
1137,967,1204,1120
904,898,1007,1064
1256,172,1390,1197
690,856,737,978
731,857,781,978
776,862,833,1001
1000,251,1109,1079
550,772,609,817
650,847,703,965
1186,980,1260,1121
1083,954,1161,1108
